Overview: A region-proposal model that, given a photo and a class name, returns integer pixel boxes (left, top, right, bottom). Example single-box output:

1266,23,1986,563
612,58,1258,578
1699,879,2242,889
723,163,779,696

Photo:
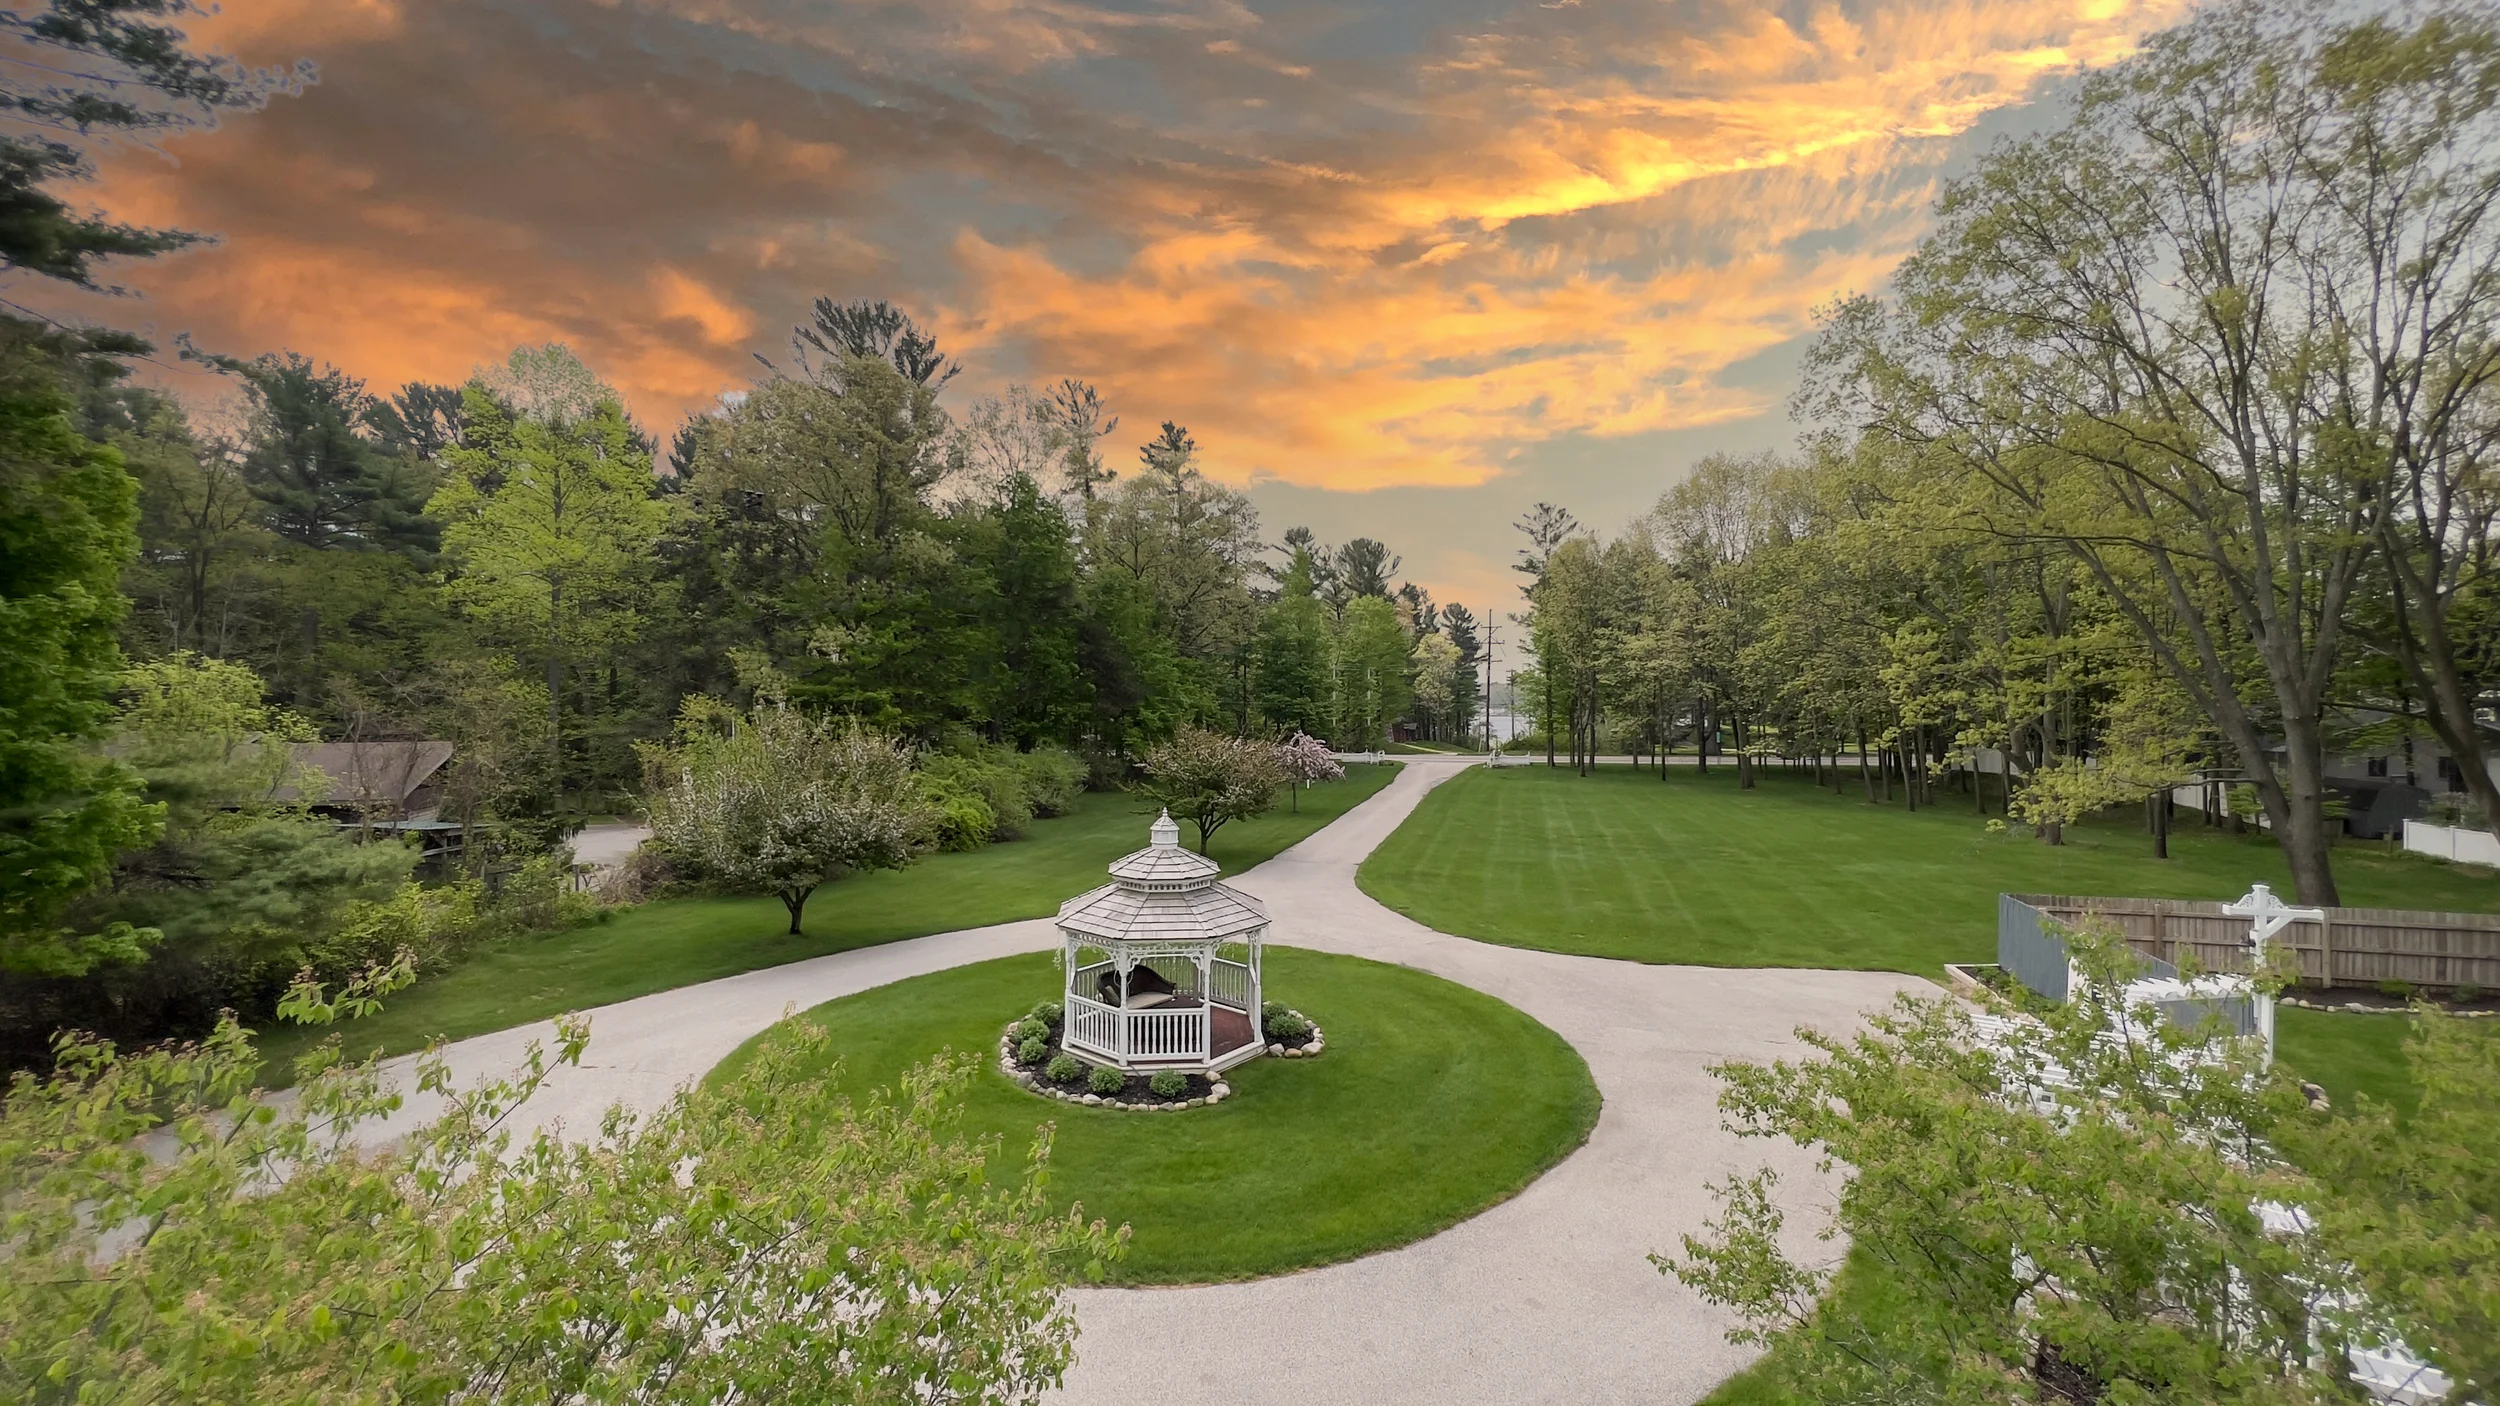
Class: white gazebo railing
1064,959,1252,1067
1209,957,1253,1008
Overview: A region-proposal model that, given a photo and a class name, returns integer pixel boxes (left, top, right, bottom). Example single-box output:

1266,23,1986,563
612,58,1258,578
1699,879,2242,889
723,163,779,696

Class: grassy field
1359,765,2500,974
1359,765,2479,1109
259,765,1398,1070
2277,1006,2418,1117
706,948,1602,1284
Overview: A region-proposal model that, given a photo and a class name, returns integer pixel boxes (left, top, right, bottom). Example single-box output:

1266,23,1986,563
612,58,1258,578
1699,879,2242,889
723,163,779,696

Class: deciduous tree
1138,726,1283,853
643,701,923,934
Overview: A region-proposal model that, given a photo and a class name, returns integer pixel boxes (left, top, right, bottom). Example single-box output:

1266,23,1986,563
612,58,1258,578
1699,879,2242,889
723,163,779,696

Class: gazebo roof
1056,810,1268,945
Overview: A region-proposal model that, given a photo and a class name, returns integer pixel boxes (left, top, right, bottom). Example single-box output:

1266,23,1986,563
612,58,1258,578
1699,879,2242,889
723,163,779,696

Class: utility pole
1481,618,1498,751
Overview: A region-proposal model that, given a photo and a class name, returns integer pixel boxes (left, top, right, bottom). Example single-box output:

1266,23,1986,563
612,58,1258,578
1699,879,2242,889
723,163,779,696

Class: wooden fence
2011,893,2500,992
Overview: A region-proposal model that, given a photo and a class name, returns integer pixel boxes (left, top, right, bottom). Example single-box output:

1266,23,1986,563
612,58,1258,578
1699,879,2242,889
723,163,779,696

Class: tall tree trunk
1545,668,1557,768
547,577,565,820
2385,573,2500,834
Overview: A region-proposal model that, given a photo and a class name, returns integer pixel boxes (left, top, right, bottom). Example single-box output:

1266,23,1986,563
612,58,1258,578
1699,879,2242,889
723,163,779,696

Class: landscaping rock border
1267,1007,1325,1058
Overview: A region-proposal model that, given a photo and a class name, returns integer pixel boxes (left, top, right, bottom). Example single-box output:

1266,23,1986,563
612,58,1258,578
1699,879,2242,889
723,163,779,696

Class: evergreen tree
232,354,434,558
966,474,1088,747
1255,592,1332,737
0,1,311,288
0,341,161,976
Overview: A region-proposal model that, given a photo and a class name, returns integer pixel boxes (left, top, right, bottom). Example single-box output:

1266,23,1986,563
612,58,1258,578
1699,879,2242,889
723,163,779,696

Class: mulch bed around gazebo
997,1004,1325,1111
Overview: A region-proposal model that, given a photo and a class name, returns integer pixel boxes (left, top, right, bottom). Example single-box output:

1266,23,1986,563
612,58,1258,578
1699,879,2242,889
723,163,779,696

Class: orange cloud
33,0,2189,497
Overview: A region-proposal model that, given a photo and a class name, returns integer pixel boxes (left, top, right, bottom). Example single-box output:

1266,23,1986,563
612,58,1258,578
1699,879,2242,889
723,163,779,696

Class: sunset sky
39,0,2186,614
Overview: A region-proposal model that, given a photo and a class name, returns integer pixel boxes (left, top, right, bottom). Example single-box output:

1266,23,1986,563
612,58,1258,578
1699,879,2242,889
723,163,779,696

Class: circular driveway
361,759,1921,1406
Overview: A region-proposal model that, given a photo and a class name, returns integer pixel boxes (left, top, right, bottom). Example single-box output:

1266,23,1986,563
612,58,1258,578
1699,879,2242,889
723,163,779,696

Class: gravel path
360,759,1923,1406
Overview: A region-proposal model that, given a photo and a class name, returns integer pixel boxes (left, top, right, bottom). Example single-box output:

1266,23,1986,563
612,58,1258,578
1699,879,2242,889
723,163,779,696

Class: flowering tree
1274,732,1343,812
644,701,924,934
1138,727,1284,852
0,966,1126,1402
1660,921,2343,1401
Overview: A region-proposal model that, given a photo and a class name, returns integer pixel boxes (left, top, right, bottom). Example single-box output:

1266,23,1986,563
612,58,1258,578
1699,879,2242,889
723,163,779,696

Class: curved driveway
365,758,1923,1406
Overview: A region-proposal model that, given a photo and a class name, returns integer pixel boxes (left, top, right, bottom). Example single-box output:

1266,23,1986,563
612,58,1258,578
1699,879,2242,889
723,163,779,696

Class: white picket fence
2401,819,2500,868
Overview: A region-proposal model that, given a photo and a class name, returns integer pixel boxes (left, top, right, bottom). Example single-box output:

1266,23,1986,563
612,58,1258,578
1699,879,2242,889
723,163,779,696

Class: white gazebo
1054,810,1267,1074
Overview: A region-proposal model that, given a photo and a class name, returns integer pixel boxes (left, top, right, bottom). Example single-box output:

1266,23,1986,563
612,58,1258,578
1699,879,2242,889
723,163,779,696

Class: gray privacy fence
2005,892,2500,993
1998,894,2259,1037
1997,893,2071,1003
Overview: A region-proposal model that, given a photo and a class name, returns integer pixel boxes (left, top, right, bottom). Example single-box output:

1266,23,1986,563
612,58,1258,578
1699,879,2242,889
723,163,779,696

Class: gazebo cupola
1054,810,1268,1073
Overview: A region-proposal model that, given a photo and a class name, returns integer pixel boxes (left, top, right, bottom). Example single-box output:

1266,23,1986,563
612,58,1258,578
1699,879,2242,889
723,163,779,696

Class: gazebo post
1195,947,1212,1059
1250,938,1264,1042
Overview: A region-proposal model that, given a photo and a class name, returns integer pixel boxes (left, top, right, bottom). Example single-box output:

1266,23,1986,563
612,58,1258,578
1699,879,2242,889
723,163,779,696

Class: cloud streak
37,0,2186,496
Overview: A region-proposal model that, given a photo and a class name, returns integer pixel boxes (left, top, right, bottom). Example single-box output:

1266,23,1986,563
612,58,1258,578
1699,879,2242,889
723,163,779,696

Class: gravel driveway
357,759,1921,1406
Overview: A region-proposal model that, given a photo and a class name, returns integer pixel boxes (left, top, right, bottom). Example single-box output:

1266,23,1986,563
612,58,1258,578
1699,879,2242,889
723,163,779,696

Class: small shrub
602,841,681,902
1148,1070,1187,1099
1088,1065,1126,1096
2454,983,2484,1004
482,851,602,940
921,787,997,853
2378,979,2415,1000
1266,1011,1314,1045
1260,1000,1290,1026
1012,746,1087,817
1081,747,1130,792
1012,1017,1049,1046
921,751,1034,839
1018,1036,1049,1066
1045,1053,1083,1084
1028,1001,1063,1028
303,878,483,982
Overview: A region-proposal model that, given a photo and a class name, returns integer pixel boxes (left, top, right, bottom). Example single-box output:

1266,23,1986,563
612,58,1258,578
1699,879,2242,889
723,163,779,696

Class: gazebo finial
1150,808,1180,849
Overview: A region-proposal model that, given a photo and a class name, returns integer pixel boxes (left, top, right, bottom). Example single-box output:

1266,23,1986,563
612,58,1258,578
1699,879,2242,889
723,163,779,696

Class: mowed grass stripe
1360,764,2500,975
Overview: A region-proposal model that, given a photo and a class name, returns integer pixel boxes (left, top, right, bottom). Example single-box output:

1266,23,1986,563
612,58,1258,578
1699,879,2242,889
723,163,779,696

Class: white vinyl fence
2401,819,2500,868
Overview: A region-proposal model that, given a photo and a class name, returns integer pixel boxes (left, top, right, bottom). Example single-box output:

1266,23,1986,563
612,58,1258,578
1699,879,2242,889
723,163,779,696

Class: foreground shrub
1661,919,2339,1401
1012,1017,1049,1046
1018,1036,1049,1066
1045,1053,1083,1084
1148,1070,1187,1099
1088,1064,1125,1096
0,967,1125,1400
1265,1011,1313,1046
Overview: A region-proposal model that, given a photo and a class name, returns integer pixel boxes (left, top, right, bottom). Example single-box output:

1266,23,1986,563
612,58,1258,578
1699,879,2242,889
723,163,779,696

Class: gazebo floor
1212,1005,1256,1057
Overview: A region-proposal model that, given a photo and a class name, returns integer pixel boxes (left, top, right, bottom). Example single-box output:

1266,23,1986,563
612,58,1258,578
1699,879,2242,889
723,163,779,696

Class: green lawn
260,765,1398,1070
1359,765,2500,976
2278,1006,2418,1117
707,948,1602,1284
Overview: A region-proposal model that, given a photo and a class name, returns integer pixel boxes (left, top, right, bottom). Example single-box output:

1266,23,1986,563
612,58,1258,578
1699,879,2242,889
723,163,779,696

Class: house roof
279,740,455,807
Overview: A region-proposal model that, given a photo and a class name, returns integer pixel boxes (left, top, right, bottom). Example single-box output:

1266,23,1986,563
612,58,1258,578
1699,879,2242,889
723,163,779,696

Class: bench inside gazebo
1054,811,1270,1075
